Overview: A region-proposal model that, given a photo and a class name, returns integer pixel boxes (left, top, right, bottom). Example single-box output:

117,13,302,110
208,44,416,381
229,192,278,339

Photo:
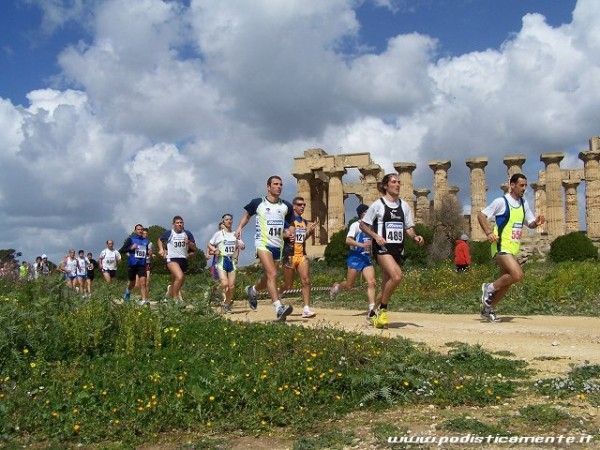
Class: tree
428,194,466,263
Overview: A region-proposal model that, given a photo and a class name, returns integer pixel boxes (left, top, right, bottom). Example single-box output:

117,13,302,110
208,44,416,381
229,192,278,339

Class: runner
59,249,79,289
330,204,377,321
75,250,89,296
86,252,98,297
33,256,43,280
121,224,150,305
40,254,50,276
360,173,425,328
477,173,545,322
158,216,196,302
280,197,317,318
135,228,153,291
235,175,294,321
99,240,121,283
208,214,245,313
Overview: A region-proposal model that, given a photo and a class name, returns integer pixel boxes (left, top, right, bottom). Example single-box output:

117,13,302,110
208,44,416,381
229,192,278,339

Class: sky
0,0,598,266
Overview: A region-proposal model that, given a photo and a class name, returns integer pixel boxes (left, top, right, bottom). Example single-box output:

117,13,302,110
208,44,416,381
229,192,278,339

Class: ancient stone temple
293,137,600,257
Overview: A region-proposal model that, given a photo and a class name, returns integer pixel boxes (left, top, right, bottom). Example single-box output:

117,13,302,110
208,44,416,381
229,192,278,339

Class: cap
460,234,469,241
356,204,369,216
41,254,47,259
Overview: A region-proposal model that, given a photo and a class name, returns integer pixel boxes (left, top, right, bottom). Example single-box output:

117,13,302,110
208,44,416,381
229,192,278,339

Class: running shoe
480,283,492,308
123,290,131,301
301,308,316,318
366,307,377,324
480,306,501,322
276,304,293,321
372,309,389,329
222,303,232,314
137,299,149,306
329,283,340,299
245,285,258,310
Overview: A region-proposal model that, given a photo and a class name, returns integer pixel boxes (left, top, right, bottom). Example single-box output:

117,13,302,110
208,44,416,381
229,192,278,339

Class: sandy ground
226,300,600,377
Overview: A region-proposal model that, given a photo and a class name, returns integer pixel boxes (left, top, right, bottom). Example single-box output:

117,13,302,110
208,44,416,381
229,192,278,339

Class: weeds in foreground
0,280,528,446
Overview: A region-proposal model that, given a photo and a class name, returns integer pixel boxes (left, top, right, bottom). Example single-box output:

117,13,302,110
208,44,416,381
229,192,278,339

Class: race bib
223,240,236,256
511,223,523,241
385,222,404,244
135,248,147,259
267,219,284,237
106,258,115,265
295,228,306,243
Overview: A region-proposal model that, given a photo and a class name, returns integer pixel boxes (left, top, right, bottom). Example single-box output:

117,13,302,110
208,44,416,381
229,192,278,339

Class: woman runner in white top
60,249,79,290
158,215,196,302
208,213,245,313
360,173,425,329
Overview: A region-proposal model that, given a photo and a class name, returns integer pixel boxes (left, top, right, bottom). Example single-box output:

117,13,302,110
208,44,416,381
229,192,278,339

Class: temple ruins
292,136,600,257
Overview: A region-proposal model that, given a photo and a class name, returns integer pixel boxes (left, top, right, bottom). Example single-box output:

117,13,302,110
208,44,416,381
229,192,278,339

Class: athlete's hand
486,232,498,243
158,249,165,258
235,228,242,240
413,235,425,246
535,215,545,226
374,235,386,246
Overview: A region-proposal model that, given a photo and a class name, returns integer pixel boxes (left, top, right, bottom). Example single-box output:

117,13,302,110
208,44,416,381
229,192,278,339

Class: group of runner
232,171,543,327
50,170,543,326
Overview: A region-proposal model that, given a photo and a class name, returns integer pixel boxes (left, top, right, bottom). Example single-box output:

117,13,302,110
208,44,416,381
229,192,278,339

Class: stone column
466,158,488,241
325,168,346,237
394,162,416,207
359,164,383,205
540,152,565,239
590,136,600,152
428,160,451,211
293,172,313,222
579,151,600,239
562,180,580,233
503,155,526,178
414,188,430,225
530,181,546,234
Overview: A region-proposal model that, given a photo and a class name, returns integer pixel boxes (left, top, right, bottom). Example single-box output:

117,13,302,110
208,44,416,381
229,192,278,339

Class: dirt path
227,301,600,377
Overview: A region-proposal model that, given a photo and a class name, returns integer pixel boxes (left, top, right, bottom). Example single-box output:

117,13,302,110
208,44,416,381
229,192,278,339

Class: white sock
487,284,496,294
368,303,375,311
274,300,282,309
304,305,310,312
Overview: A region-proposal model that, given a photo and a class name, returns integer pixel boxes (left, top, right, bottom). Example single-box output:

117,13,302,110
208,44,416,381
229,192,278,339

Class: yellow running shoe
372,309,389,329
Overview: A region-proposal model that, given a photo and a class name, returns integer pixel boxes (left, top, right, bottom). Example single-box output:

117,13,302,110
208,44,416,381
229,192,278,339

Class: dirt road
227,301,600,376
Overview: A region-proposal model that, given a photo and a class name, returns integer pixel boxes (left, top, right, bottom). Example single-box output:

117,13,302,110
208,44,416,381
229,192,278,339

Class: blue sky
0,0,596,264
1,0,576,105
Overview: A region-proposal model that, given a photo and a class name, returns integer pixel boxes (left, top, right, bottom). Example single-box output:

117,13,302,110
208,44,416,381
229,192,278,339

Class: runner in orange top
280,196,318,318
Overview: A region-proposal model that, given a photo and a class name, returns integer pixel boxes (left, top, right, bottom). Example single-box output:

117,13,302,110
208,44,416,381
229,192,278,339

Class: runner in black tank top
360,173,425,329
371,197,406,265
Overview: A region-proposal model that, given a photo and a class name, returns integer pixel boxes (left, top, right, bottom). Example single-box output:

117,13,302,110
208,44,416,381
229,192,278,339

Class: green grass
442,415,510,435
533,363,600,404
518,404,572,426
0,277,530,447
1,259,597,446
292,430,355,450
263,260,600,317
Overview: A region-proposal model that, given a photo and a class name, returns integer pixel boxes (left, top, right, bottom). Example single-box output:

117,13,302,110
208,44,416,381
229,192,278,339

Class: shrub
470,240,492,265
549,232,598,262
404,223,433,266
324,227,349,267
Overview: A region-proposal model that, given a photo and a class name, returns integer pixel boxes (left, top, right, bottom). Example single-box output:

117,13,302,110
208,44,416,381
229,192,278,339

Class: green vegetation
443,415,510,435
534,363,600,405
518,404,572,426
293,430,355,450
0,276,529,446
298,260,600,317
549,231,598,262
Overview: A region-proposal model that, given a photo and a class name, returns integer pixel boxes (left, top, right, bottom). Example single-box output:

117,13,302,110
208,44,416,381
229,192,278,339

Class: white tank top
167,230,189,259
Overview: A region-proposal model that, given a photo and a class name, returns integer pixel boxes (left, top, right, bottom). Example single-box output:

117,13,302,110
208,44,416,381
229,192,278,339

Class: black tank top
372,197,405,257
